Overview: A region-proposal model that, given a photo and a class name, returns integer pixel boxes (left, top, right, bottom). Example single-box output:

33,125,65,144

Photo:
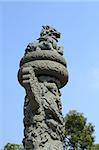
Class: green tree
3,143,23,150
92,144,99,150
64,110,95,150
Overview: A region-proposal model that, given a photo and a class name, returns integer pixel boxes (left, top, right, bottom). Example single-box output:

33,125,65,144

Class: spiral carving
18,25,68,150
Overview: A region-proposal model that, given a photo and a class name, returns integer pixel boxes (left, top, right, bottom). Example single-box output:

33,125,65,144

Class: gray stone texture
18,25,68,150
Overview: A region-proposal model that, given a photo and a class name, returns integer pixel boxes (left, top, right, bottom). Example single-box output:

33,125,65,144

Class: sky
0,0,99,149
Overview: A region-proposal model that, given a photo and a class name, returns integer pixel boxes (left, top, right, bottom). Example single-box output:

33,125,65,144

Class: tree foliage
2,110,96,150
93,144,99,150
3,143,23,150
64,110,95,150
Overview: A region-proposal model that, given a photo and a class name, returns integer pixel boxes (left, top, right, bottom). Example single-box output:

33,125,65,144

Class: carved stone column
18,25,68,150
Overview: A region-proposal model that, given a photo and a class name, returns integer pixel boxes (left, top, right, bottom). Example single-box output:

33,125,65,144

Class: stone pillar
18,25,68,150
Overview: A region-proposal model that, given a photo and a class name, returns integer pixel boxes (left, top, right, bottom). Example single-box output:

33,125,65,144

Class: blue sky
0,1,99,149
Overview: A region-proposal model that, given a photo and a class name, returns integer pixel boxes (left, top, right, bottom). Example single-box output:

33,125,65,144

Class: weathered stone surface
20,50,66,67
25,25,63,56
18,25,68,150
